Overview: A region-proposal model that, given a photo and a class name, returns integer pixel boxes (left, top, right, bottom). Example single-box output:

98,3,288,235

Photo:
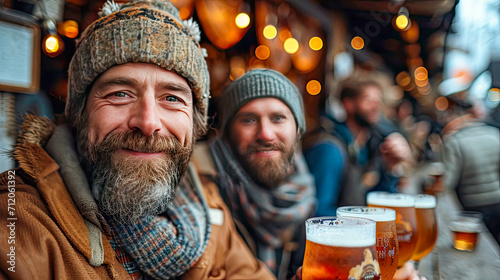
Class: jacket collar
13,115,115,267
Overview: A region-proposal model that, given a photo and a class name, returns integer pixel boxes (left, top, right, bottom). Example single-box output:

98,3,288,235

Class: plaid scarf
210,138,316,274
106,172,211,280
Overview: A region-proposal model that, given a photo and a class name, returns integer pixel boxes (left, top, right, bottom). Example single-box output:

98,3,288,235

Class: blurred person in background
302,73,412,216
435,87,500,245
0,1,276,279
194,69,316,280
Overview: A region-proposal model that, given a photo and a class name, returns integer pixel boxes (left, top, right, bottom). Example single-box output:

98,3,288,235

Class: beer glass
449,211,483,251
302,217,381,280
337,207,399,280
367,192,417,267
411,195,438,270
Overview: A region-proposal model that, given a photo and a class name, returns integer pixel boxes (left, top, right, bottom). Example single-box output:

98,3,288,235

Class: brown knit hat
66,0,210,126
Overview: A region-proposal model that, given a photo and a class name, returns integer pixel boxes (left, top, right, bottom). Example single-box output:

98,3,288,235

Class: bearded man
197,69,316,280
303,76,412,215
0,1,275,279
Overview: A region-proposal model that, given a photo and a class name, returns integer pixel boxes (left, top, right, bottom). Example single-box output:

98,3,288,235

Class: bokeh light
284,38,299,54
255,45,270,60
414,67,428,81
435,96,449,111
396,71,411,87
235,13,250,29
263,25,277,39
309,37,323,51
351,36,364,50
395,15,409,30
306,80,321,95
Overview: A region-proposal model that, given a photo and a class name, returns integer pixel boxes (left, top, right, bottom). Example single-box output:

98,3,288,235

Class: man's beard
79,129,192,225
354,112,372,128
232,139,296,189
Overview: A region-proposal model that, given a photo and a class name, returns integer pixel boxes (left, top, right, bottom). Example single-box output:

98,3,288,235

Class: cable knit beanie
219,69,306,135
66,0,210,128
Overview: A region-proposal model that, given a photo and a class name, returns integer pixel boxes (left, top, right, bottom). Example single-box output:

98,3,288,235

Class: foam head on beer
306,217,376,247
414,194,436,209
337,206,396,222
367,192,416,207
303,217,381,280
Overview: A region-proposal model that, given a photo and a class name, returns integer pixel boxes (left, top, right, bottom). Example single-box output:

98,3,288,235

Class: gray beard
91,152,181,225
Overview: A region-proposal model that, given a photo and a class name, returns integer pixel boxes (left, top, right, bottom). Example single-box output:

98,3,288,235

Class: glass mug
449,211,483,251
367,192,418,267
412,194,438,267
302,217,381,280
337,207,399,280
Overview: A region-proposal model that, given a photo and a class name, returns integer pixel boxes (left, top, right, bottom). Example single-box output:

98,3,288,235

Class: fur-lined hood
12,115,56,179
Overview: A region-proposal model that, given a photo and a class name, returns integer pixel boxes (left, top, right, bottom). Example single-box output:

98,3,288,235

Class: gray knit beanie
219,69,306,135
66,0,210,127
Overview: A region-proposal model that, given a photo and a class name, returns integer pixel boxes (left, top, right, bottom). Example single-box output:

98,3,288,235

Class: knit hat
66,0,210,125
219,69,306,135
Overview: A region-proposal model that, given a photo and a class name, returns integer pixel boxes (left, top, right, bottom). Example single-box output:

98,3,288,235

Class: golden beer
450,211,482,251
367,193,417,267
412,195,438,262
337,207,399,280
303,217,381,280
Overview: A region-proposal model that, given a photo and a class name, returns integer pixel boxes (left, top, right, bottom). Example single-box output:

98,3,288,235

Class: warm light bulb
235,13,250,29
309,37,323,51
61,20,79,38
351,36,364,50
284,38,299,54
306,80,321,95
395,15,409,30
263,25,277,39
45,37,59,52
43,34,64,57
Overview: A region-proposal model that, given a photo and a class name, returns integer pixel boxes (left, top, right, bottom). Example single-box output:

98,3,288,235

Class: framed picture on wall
0,9,40,94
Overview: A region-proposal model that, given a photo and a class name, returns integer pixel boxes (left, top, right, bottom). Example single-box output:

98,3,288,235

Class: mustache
93,130,191,157
244,141,285,154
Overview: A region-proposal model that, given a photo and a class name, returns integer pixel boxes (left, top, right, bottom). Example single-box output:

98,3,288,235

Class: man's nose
256,120,276,142
128,97,161,136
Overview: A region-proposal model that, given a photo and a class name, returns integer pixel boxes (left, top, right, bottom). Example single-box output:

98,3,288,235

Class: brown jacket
0,116,275,280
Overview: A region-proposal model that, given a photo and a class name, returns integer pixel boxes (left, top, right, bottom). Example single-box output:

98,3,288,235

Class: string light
43,34,64,57
235,13,250,29
394,7,410,31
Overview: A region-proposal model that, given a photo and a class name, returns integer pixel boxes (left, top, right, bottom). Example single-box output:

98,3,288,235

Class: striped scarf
106,172,211,279
210,138,316,274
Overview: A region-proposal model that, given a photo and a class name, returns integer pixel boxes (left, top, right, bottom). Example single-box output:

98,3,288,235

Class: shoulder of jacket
191,141,217,177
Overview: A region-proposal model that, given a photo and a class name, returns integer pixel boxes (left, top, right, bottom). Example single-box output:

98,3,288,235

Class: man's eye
166,96,181,102
242,118,256,124
112,92,129,98
273,115,285,121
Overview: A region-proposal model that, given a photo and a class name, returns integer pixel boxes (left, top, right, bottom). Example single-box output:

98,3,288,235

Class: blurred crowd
1,0,499,279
